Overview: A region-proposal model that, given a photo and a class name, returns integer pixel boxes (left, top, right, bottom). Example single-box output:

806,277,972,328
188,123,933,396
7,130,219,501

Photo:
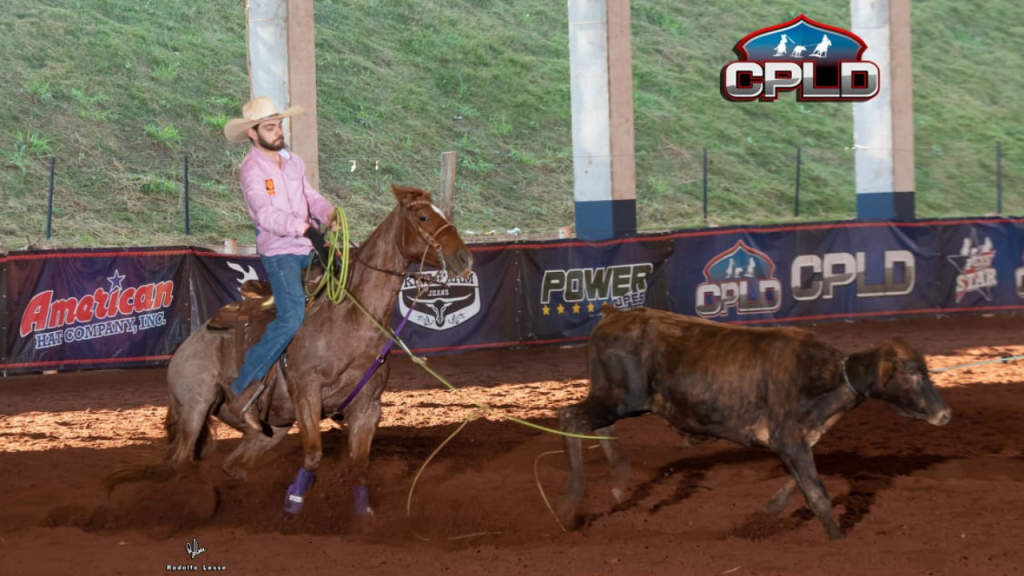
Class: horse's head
391,184,473,278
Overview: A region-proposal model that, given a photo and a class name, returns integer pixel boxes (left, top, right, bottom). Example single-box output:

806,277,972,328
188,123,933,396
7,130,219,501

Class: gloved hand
303,225,331,267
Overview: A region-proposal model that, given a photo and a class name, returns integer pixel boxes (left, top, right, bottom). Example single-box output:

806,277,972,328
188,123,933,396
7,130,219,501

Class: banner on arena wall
518,237,674,343
2,247,192,372
5,218,1024,374
669,219,1024,324
391,244,521,353
671,223,930,323
188,250,266,330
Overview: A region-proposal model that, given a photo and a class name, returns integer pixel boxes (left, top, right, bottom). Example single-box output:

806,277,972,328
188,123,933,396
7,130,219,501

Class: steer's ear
876,342,897,387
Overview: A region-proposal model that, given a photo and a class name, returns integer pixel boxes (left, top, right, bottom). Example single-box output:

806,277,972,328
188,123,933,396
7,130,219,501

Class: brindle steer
558,304,951,540
110,185,472,516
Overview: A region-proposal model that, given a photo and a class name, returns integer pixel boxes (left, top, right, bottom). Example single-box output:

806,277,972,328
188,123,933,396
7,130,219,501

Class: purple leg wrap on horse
283,468,316,515
353,484,373,517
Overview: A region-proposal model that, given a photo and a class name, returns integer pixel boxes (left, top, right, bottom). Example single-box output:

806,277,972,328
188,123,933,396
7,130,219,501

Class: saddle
207,265,326,421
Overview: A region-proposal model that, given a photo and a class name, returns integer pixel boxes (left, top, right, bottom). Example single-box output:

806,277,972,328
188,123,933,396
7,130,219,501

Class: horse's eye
418,215,429,222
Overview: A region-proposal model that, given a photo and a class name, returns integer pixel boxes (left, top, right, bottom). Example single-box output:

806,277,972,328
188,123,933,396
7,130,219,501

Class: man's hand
303,225,330,267
327,210,340,232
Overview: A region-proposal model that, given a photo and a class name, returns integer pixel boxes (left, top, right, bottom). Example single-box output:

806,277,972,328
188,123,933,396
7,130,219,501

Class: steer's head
868,338,951,426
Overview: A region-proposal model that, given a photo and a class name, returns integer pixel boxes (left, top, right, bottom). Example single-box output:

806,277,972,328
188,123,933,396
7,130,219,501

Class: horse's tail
104,390,218,492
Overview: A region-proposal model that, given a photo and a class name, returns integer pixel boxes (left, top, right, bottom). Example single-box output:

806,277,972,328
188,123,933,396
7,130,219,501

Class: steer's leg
776,439,843,540
557,402,593,518
762,478,798,514
595,424,631,504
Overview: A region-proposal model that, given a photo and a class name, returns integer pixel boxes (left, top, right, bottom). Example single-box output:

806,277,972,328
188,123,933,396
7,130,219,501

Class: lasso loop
306,206,351,304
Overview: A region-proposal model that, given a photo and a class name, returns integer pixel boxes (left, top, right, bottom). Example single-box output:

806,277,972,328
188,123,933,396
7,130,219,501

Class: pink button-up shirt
239,146,335,257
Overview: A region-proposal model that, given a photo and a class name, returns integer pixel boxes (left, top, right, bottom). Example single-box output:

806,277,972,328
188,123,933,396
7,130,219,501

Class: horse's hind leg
221,421,293,480
167,375,221,472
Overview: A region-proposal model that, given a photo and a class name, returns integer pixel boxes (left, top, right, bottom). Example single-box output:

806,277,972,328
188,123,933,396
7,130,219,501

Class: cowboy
222,96,335,431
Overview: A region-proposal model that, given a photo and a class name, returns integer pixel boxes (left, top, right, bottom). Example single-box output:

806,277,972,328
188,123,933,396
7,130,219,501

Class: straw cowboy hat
223,96,304,142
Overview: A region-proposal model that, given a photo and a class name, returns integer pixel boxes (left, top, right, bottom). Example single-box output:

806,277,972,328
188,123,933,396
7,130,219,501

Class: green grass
1,0,1022,249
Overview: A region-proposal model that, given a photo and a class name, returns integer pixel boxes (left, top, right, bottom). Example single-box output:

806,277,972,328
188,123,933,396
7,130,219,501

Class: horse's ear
390,184,430,207
390,184,408,203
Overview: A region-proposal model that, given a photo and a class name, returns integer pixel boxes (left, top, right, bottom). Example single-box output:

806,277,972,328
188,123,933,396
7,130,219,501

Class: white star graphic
947,229,996,302
107,269,126,292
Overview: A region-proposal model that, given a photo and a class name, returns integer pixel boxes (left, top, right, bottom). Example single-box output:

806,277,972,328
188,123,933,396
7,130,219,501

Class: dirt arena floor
2,314,1024,576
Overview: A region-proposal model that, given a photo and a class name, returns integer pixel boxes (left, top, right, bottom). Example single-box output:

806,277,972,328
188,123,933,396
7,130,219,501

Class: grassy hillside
1,0,1021,249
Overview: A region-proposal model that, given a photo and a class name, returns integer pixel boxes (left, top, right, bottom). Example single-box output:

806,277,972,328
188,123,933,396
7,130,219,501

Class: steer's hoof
611,487,627,504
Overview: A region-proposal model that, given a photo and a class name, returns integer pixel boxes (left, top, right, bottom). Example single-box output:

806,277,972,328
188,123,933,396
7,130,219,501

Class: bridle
345,199,456,288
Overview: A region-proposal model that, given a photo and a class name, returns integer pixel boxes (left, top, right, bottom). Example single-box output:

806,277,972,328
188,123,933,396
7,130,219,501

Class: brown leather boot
228,382,265,432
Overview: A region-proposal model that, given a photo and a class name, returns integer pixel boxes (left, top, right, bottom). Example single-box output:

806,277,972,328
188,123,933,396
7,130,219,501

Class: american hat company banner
4,218,1024,374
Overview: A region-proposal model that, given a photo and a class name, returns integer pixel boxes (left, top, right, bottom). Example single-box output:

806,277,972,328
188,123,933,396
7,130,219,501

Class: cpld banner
669,219,1024,324
4,218,1024,374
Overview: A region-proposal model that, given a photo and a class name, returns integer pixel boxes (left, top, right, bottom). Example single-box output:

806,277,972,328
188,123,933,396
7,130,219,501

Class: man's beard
257,133,285,151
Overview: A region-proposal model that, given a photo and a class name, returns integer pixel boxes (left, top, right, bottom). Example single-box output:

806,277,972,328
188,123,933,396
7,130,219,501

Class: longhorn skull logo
403,291,474,327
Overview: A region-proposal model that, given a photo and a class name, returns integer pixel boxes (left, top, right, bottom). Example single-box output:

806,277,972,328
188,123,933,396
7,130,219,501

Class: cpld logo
947,230,998,303
722,14,880,102
398,271,481,331
696,241,781,317
791,250,915,301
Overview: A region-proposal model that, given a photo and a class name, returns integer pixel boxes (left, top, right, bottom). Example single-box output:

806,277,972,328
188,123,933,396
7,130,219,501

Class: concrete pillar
851,0,915,220
568,0,637,240
246,0,320,188
286,0,319,189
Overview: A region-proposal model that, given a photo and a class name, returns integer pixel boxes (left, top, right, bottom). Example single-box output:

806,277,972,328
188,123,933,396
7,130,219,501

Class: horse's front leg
344,369,387,518
283,383,324,514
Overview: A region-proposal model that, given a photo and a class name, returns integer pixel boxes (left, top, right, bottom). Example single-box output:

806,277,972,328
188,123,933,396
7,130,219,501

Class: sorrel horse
109,185,472,515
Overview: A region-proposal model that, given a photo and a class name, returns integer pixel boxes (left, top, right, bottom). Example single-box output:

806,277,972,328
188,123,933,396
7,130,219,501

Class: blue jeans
229,252,312,396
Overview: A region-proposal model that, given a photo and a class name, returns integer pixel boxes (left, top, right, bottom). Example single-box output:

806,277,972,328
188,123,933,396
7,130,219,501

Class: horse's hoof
352,484,374,518
283,468,316,515
555,498,579,525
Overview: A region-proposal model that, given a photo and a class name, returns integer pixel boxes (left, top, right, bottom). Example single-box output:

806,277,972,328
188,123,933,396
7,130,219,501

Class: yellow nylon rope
306,206,351,304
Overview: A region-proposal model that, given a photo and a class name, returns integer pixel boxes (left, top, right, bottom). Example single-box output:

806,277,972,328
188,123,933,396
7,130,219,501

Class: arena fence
3,216,1024,375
